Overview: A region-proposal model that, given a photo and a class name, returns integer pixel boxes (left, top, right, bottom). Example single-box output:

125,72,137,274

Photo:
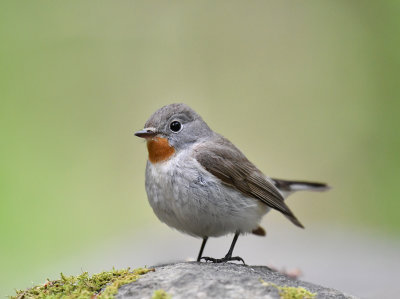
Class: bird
135,103,329,264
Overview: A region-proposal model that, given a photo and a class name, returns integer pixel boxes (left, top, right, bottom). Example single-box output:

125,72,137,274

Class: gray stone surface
116,262,357,299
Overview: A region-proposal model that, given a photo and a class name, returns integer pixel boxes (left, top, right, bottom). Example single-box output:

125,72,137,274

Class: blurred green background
1,0,399,296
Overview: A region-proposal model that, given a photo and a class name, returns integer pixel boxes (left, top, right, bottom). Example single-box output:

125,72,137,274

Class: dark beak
134,127,157,138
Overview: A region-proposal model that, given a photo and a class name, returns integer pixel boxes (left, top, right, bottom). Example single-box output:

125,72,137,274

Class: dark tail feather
271,178,329,229
272,178,330,192
286,213,305,229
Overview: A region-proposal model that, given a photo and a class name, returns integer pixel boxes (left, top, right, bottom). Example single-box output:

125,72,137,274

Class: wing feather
194,136,304,228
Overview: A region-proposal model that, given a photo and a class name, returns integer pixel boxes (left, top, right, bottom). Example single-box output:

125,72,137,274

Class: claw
198,232,245,265
201,255,246,265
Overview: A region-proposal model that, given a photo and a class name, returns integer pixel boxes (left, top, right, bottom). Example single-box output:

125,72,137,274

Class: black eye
170,121,182,132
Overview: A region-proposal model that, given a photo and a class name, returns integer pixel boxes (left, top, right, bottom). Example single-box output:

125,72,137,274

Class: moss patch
12,267,154,299
151,289,172,299
261,280,316,299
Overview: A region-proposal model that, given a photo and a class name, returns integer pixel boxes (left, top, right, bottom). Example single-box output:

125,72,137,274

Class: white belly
145,151,268,238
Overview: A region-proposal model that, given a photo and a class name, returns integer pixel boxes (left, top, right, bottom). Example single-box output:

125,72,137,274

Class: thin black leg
201,232,246,265
197,237,208,262
226,232,239,257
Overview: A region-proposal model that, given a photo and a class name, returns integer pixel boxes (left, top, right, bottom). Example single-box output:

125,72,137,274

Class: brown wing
194,136,304,228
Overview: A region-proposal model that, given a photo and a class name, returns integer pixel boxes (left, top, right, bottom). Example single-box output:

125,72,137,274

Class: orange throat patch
147,137,175,164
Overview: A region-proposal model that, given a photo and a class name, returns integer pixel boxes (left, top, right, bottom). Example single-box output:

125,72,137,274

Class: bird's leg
201,232,246,265
197,236,208,262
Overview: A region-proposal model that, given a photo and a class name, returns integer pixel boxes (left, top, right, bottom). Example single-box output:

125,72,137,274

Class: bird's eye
170,121,182,132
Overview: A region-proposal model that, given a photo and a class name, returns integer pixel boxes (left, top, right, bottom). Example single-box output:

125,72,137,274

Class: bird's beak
134,127,157,138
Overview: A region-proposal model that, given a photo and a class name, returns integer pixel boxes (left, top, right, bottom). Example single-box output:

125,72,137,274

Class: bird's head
135,103,212,163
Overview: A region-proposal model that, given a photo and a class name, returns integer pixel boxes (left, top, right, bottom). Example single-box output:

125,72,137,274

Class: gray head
135,103,213,150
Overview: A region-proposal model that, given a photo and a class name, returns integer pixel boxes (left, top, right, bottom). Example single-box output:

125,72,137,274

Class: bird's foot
201,255,246,265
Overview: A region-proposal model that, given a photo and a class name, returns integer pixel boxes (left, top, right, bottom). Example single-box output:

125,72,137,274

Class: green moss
11,267,154,299
151,289,172,299
260,280,316,299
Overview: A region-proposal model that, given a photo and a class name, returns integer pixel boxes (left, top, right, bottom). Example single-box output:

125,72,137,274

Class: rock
116,262,357,299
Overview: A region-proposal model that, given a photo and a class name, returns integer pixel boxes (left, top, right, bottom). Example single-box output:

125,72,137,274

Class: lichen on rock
11,267,154,299
261,280,316,299
151,289,172,299
11,262,357,299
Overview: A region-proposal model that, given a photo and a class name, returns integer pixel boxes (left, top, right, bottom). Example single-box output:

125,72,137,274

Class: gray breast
144,151,267,237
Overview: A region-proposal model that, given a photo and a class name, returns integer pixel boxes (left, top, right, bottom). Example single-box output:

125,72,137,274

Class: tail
272,178,330,193
263,178,329,231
